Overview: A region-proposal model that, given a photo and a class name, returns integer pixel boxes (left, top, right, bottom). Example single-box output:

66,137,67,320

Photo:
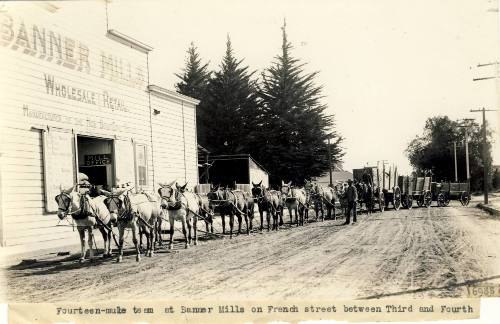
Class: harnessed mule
102,187,160,262
220,188,254,238
158,182,199,249
251,182,283,231
280,181,308,226
311,183,337,221
55,185,116,263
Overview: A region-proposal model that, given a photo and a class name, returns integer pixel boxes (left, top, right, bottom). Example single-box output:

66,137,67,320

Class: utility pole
458,118,474,181
470,108,497,204
472,61,499,204
453,141,458,182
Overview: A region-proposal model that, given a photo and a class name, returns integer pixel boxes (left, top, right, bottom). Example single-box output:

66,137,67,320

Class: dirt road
3,203,500,302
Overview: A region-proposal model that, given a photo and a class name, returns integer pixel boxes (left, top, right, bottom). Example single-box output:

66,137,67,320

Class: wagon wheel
416,195,423,207
424,191,432,207
406,195,413,209
393,187,401,211
460,192,471,206
437,193,446,207
378,192,385,212
444,194,450,206
401,194,408,209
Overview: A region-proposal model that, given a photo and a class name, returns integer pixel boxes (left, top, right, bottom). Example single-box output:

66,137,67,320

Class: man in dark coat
344,179,358,224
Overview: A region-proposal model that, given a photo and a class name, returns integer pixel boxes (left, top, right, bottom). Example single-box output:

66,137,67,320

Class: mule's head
176,182,188,193
158,185,176,208
251,182,264,200
54,185,79,220
280,181,292,196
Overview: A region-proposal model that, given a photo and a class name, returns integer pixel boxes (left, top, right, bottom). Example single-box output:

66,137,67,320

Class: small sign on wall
84,154,112,166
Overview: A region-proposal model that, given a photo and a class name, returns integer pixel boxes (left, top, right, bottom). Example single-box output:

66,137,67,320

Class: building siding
0,2,199,248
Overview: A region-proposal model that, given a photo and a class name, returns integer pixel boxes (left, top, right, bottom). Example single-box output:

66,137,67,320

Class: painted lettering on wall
44,73,128,113
0,6,146,89
22,104,127,131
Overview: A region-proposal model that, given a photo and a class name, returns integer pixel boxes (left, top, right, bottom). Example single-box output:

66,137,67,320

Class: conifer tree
258,21,344,185
203,35,260,155
175,42,211,147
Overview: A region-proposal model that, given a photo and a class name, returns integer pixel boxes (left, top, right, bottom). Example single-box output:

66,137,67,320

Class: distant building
314,167,353,187
203,154,269,189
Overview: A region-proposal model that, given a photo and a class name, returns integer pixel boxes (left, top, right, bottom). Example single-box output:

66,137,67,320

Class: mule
158,182,199,249
102,187,161,262
220,188,253,238
280,181,308,226
196,193,214,234
55,185,115,263
251,182,283,231
310,183,337,221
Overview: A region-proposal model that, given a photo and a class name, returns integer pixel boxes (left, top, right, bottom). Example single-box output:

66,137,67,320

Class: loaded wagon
398,175,413,209
411,175,432,207
352,162,401,212
436,181,471,206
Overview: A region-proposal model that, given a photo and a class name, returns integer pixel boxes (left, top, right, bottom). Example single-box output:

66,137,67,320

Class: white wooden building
0,2,199,248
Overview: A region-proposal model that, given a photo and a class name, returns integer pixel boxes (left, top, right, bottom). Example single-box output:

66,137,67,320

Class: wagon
411,175,432,207
431,182,447,207
352,163,401,212
439,182,471,206
398,175,413,209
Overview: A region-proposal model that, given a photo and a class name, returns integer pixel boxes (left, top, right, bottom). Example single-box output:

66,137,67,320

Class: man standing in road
345,179,358,225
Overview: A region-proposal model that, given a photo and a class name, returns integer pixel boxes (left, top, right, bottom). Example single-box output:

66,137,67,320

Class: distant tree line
405,116,495,191
175,22,344,186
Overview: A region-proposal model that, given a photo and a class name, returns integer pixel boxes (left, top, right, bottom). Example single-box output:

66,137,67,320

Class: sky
106,0,500,175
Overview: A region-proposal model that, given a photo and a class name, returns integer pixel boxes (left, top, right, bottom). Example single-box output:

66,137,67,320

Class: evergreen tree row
175,22,344,186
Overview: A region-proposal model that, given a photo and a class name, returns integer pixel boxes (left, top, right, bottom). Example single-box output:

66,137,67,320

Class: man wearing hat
344,178,358,225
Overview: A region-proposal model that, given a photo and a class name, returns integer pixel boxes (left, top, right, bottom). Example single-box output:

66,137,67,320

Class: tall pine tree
175,42,211,147
203,35,260,155
258,21,343,185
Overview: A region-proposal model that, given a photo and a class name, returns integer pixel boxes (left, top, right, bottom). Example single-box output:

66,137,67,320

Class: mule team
54,175,360,263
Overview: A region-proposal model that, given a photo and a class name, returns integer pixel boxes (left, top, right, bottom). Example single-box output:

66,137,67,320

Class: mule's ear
100,189,111,197
252,182,257,187
288,181,292,186
258,180,262,186
182,182,188,190
281,180,284,186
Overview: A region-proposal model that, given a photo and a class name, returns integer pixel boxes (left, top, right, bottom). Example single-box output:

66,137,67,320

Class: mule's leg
205,213,210,236
117,225,125,263
98,227,108,258
221,214,226,234
244,210,249,235
194,215,198,245
248,209,253,231
169,216,175,250
193,215,198,246
259,208,264,231
229,213,234,239
156,216,163,247
132,223,141,262
78,228,86,263
87,228,95,261
138,227,143,253
145,226,151,257
182,218,189,249
187,217,192,245
266,211,271,231
237,213,242,235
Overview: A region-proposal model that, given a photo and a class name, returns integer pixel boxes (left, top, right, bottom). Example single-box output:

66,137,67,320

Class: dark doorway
77,135,114,191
